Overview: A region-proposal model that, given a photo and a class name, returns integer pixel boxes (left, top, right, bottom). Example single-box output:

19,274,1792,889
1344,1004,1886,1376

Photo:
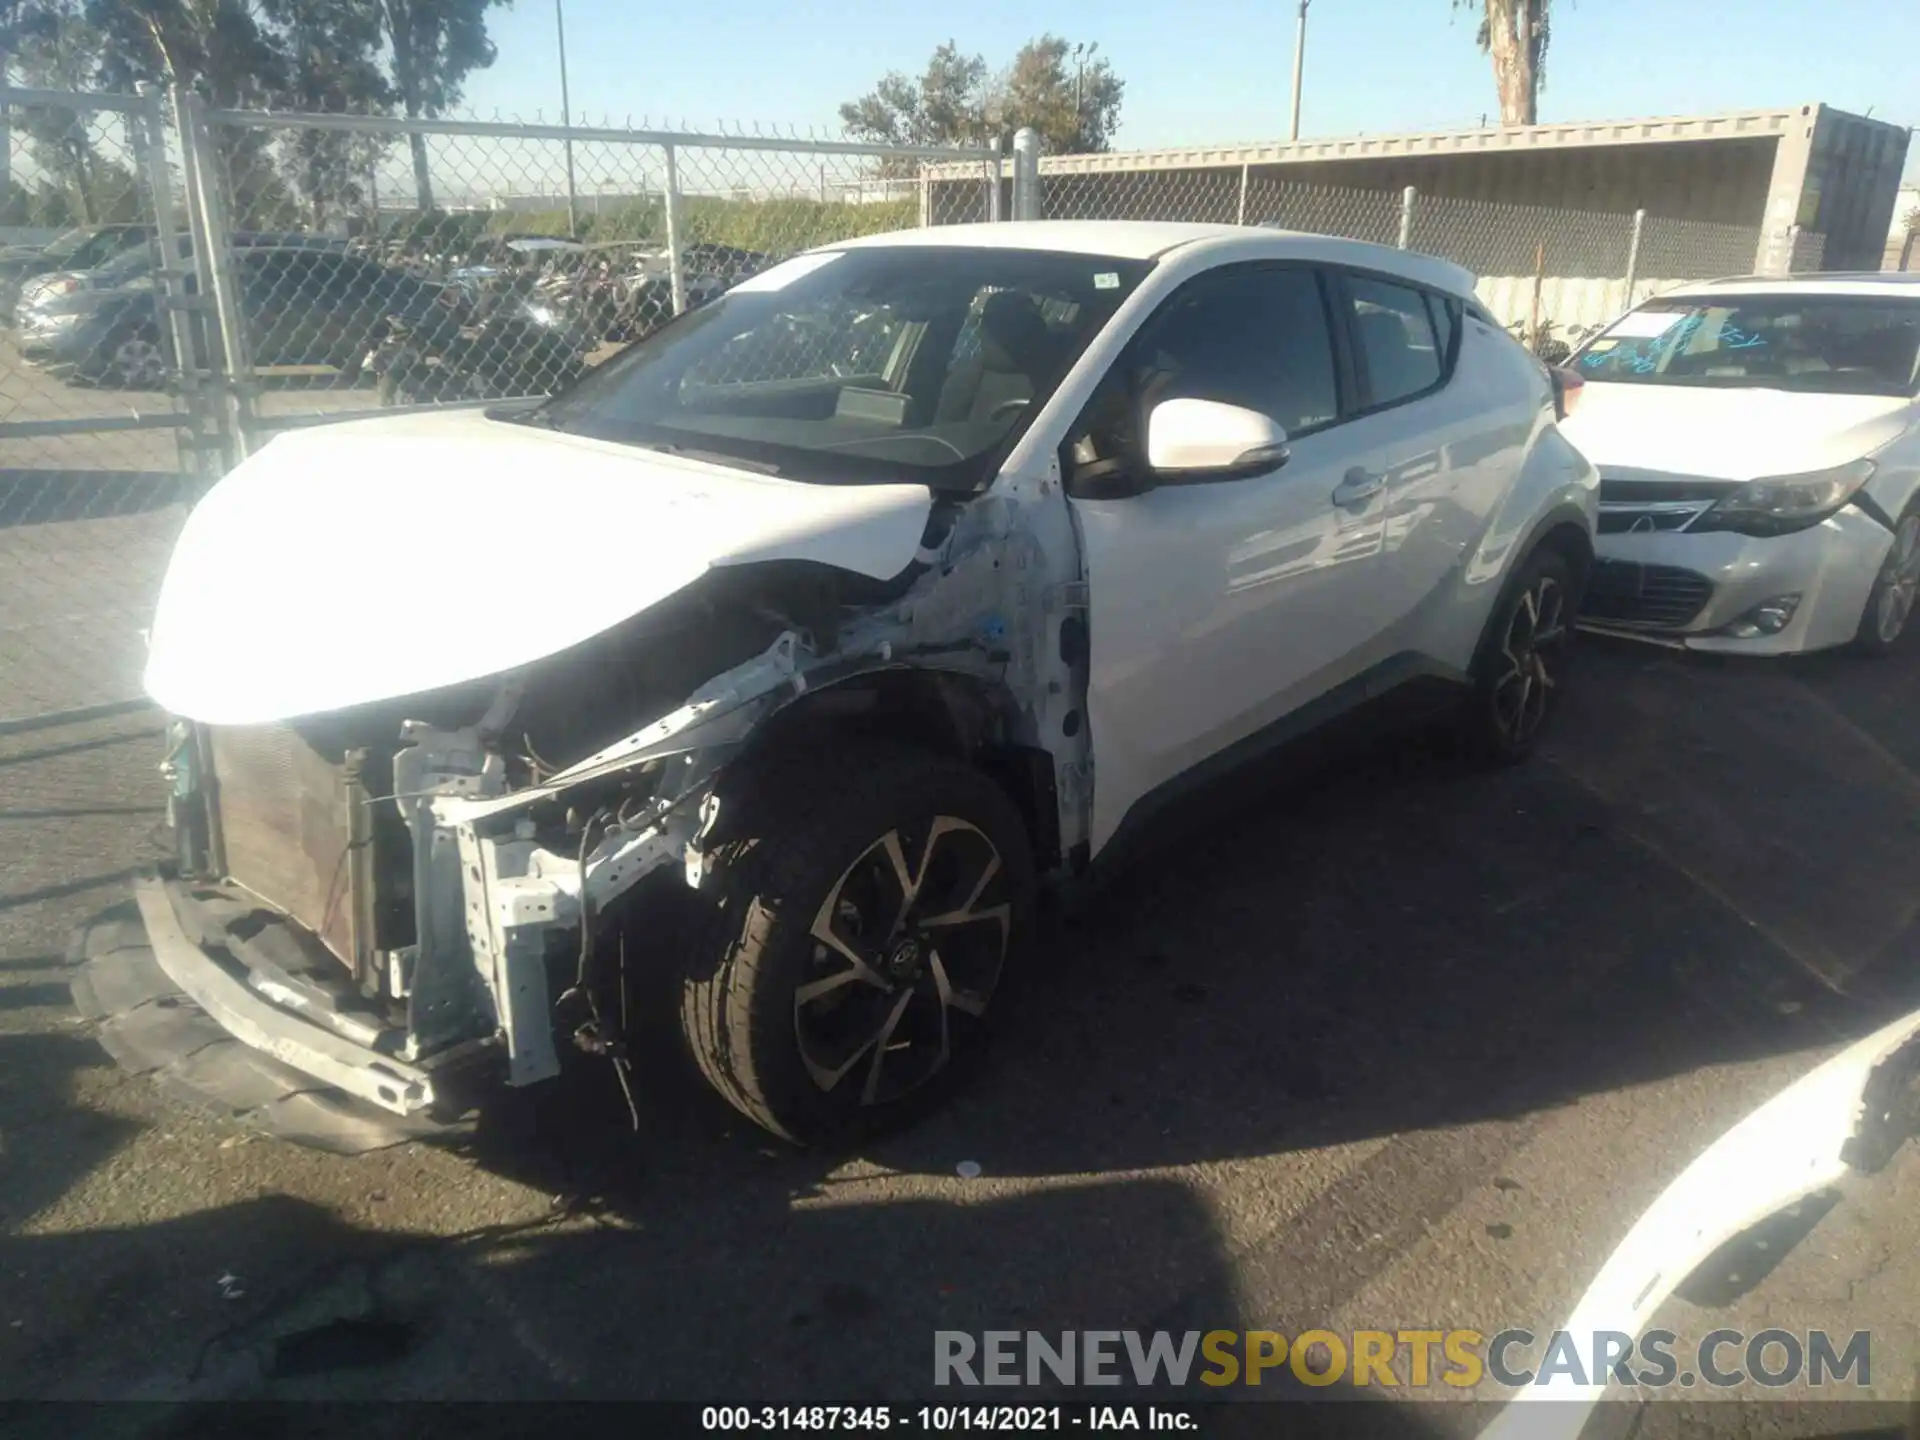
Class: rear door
1330,269,1509,642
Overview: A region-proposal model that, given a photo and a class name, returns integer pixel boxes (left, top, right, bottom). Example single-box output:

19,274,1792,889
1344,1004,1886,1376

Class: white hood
144,409,934,725
1560,383,1912,480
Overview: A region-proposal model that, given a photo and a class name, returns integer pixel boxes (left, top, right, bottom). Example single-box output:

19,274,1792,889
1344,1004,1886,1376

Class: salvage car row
67,221,1920,1157
2,221,771,396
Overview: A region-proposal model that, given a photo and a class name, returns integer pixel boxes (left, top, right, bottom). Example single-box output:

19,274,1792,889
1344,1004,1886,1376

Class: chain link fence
0,93,1871,733
187,106,998,448
0,87,203,731
0,90,998,730
927,155,1846,359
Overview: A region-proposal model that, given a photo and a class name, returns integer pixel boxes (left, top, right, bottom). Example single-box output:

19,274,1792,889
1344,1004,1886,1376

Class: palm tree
1454,0,1551,127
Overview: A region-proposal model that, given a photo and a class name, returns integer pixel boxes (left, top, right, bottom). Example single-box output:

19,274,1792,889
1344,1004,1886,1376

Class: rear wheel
1460,546,1575,765
679,742,1035,1146
1853,507,1920,655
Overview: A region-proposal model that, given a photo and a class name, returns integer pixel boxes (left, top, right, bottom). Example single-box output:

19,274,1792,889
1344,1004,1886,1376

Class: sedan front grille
1596,476,1735,537
1581,560,1714,630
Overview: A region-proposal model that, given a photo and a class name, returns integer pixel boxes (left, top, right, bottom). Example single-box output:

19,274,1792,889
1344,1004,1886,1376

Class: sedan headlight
1691,459,1876,538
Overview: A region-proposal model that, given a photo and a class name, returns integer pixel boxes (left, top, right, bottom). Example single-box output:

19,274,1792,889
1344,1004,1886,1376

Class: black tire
1460,545,1576,765
1851,504,1920,656
74,325,167,390
679,741,1035,1146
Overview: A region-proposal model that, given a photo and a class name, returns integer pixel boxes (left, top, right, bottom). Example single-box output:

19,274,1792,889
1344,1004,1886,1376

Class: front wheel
82,327,169,390
1460,546,1576,765
679,742,1035,1146
1852,507,1920,655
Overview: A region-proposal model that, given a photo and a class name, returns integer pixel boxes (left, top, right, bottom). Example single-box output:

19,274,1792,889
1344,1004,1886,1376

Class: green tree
1453,0,1551,126
264,0,393,226
840,35,1125,157
0,1,61,211
375,0,509,212
12,3,141,225
84,0,295,223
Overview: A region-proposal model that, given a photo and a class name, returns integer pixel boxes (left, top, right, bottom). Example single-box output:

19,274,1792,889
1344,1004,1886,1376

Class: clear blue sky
463,0,1919,175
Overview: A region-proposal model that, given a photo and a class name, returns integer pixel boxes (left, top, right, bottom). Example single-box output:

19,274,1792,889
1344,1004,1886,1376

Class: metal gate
0,85,222,731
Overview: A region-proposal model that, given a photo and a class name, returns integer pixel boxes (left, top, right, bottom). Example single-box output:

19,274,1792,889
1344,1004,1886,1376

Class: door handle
1331,467,1385,507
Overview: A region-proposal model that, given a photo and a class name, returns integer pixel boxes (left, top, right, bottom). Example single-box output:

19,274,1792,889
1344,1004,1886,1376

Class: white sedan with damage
105,220,1596,1146
1561,273,1920,655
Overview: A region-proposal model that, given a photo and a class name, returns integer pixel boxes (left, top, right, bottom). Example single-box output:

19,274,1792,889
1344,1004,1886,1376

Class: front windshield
536,245,1152,489
38,227,91,260
96,242,163,282
1572,294,1920,396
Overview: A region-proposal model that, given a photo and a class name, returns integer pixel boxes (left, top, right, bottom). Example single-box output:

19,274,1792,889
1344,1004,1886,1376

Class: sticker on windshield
1603,309,1687,340
729,252,845,294
1094,271,1120,290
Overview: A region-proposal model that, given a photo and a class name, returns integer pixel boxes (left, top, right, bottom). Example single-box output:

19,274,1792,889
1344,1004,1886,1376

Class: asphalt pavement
1,496,1918,1433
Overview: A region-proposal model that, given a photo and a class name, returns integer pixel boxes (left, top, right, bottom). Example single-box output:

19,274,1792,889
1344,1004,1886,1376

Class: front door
1064,262,1392,854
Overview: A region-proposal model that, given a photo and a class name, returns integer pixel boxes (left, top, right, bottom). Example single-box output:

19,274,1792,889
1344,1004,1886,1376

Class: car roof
1657,272,1920,301
828,220,1479,299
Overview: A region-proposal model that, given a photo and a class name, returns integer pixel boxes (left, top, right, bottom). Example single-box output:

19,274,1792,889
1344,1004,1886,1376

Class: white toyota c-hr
111,221,1597,1145
1560,273,1920,655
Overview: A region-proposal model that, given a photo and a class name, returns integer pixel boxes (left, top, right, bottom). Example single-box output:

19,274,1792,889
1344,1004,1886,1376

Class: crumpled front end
97,474,1090,1129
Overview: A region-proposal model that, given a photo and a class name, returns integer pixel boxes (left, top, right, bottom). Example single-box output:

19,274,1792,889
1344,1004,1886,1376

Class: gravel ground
1,496,1917,1434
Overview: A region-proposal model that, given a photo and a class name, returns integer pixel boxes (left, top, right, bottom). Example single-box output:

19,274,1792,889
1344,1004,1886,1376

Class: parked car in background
0,223,154,315
12,231,345,333
131,222,1596,1147
1561,273,1920,654
22,245,569,390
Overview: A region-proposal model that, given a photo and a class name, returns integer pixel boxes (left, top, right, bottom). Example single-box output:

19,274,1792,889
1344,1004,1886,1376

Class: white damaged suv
127,221,1597,1144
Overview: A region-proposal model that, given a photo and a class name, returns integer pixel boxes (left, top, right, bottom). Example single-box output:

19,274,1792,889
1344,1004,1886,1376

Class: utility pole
1072,41,1098,148
555,0,579,238
1289,0,1310,142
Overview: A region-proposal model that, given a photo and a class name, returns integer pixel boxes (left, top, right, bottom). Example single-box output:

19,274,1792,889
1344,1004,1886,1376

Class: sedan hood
1560,383,1911,480
144,409,934,724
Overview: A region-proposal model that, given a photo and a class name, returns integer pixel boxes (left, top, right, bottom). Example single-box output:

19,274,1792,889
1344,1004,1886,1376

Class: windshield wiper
485,402,558,426
632,439,782,475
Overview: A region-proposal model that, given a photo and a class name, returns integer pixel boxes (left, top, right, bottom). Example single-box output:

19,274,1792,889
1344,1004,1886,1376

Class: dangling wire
557,807,640,1130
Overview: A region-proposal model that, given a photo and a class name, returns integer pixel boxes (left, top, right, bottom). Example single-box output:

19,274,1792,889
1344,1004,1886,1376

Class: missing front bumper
128,873,441,1116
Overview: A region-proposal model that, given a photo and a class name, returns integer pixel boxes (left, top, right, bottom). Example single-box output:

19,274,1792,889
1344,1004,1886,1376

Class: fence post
1011,127,1041,220
663,142,687,316
1786,223,1802,274
174,85,256,466
134,84,213,496
986,136,1004,222
1236,162,1250,225
1397,186,1415,249
1623,207,1645,309
918,165,932,227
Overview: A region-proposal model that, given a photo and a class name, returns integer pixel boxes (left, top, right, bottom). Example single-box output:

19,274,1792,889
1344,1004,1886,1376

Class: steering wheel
988,396,1031,424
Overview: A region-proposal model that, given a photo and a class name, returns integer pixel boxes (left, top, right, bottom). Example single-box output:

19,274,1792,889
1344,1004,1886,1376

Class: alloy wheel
111,335,167,390
1876,515,1920,644
1491,575,1567,746
795,815,1011,1107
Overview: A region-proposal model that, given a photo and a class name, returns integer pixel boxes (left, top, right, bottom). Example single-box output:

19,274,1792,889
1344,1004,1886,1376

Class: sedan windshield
36,227,92,260
535,245,1152,489
1572,294,1920,396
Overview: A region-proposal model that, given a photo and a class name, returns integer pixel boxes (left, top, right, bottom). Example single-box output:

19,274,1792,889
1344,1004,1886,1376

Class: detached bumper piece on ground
69,887,462,1154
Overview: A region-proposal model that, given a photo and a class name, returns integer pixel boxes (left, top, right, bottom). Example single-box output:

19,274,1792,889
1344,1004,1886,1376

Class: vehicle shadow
465,637,1920,1199
0,469,184,528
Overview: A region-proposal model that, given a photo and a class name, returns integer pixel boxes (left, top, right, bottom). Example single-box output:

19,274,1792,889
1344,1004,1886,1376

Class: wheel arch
716,666,1064,872
1529,510,1596,601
